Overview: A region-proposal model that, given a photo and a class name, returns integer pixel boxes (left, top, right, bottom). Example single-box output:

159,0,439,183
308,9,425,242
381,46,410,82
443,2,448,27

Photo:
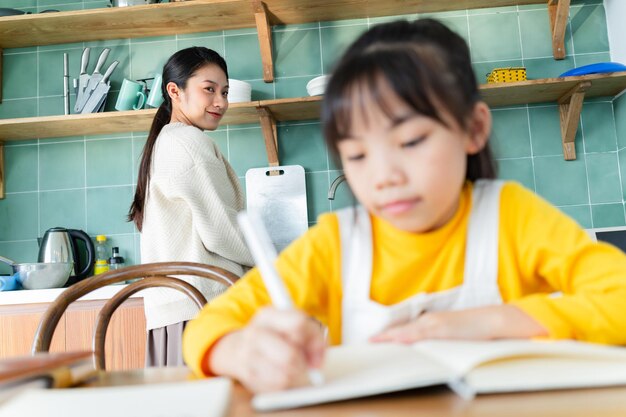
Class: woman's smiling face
169,63,229,131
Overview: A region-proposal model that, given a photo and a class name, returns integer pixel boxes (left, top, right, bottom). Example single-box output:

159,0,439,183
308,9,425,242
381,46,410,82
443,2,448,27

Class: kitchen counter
0,283,141,306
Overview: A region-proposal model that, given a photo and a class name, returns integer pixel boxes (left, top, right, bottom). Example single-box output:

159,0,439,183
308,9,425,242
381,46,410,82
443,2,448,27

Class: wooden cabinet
0,298,145,370
0,304,65,358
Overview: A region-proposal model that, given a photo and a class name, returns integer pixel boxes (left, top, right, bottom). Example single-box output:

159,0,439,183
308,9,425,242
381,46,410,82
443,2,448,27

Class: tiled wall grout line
564,9,594,226
83,132,88,234
36,44,41,238
590,201,626,206
611,101,626,223
464,10,472,58
317,21,325,76
3,50,40,56
5,189,39,196
579,107,594,227
221,30,234,165
560,202,622,208
614,90,626,101
226,126,232,162
0,237,39,244
568,13,577,69
515,7,526,69
524,106,538,192
320,17,333,215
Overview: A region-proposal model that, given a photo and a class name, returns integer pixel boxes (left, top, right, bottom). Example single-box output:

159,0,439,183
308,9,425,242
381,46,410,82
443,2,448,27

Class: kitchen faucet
328,174,346,200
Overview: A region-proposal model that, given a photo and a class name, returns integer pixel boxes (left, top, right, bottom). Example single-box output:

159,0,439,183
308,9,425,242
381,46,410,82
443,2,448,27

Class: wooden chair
31,262,239,370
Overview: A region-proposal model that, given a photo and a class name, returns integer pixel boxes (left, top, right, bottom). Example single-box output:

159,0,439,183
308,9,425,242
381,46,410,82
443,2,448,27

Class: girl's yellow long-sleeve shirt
183,181,626,377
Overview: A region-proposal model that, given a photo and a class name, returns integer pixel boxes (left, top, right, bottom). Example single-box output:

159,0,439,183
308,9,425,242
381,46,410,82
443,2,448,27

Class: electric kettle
38,227,95,286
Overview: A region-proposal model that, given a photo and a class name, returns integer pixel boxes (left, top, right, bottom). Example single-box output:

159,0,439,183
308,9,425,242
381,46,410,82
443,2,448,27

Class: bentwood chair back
31,262,239,370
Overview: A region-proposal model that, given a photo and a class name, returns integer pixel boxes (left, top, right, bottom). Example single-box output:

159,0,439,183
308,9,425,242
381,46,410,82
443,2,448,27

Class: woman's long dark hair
323,19,496,180
128,47,228,231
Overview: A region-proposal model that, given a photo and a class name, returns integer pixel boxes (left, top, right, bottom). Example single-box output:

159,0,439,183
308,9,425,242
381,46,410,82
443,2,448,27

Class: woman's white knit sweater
140,123,253,330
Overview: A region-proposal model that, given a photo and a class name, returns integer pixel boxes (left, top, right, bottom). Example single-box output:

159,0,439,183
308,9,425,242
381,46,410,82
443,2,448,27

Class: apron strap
454,179,505,309
338,206,373,304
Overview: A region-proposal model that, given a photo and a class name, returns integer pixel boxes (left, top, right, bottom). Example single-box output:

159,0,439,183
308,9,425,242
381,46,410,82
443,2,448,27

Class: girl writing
182,20,626,391
129,47,253,366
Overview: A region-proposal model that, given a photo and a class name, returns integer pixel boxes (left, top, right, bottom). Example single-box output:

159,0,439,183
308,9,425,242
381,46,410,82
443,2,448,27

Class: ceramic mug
115,79,146,111
145,74,164,108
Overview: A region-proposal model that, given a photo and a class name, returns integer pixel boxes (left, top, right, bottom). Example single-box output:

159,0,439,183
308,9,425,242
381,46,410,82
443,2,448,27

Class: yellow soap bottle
94,235,110,275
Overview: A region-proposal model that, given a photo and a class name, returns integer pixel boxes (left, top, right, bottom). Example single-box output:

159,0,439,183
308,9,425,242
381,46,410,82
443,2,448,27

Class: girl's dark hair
322,18,496,181
128,47,228,231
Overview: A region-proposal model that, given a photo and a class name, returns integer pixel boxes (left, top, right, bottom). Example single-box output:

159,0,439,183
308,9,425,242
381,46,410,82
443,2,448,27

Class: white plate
306,75,327,96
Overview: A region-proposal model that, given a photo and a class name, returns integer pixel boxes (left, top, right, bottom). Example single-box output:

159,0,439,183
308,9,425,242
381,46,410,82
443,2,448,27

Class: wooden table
88,367,626,417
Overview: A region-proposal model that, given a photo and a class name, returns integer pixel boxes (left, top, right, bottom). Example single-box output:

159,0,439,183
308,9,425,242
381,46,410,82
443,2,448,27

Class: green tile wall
0,0,623,274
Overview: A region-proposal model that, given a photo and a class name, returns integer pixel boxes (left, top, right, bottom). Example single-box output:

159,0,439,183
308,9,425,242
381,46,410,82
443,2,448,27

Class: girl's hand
208,307,326,393
370,305,548,344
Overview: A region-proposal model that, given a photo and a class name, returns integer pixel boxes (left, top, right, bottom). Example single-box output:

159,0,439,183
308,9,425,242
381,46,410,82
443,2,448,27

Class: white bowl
306,75,328,96
228,79,252,92
228,79,252,103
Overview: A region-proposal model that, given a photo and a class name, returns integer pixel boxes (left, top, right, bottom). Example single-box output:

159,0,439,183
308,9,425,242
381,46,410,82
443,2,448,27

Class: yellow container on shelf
486,67,527,83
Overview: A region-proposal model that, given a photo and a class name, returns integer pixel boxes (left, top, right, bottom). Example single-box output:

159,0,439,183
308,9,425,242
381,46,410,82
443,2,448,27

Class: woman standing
129,47,253,366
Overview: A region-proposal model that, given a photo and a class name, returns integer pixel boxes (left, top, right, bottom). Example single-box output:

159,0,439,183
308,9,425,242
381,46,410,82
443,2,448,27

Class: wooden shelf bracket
0,141,4,199
252,0,275,83
257,106,279,167
548,0,570,60
557,80,591,160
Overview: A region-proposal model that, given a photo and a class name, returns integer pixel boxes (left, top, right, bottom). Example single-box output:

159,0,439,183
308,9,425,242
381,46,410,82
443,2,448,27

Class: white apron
339,180,505,344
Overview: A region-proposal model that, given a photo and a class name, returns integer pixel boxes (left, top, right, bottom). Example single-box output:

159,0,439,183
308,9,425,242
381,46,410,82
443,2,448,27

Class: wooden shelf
0,0,571,91
0,1,251,49
2,72,621,202
2,73,624,142
262,96,322,121
0,102,263,141
0,0,548,49
0,0,560,83
480,72,626,107
0,97,320,142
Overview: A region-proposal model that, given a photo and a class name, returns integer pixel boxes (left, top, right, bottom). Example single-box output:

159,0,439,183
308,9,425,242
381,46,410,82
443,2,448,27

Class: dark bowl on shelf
0,8,27,16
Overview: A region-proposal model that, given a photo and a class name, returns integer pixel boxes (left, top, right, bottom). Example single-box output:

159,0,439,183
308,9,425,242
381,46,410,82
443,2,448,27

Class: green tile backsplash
491,109,532,159
1,1,624,274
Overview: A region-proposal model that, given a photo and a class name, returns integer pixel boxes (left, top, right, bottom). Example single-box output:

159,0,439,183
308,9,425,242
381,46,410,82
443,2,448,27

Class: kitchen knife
96,94,108,113
83,48,110,97
83,83,109,115
73,47,90,113
81,60,118,114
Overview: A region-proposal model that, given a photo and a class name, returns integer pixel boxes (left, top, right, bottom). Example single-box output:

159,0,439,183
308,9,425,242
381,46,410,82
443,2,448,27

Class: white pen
237,211,325,387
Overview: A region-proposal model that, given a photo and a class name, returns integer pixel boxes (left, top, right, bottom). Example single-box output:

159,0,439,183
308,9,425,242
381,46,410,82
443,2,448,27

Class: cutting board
245,165,308,252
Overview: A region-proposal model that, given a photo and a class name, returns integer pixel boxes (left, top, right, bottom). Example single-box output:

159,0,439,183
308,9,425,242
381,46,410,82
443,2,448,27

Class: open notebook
253,340,626,411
